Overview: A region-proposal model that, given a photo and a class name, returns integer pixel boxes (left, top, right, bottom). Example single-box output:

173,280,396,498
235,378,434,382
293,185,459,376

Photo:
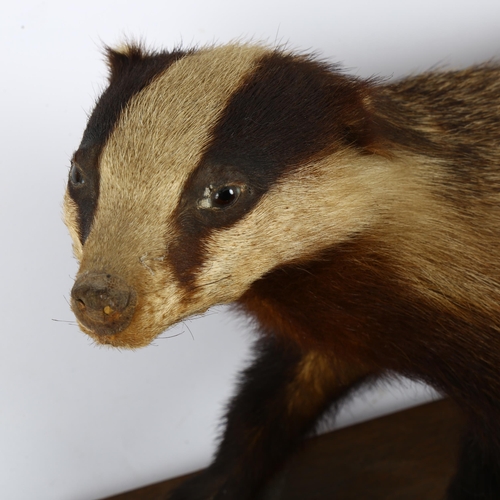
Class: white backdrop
1,1,499,499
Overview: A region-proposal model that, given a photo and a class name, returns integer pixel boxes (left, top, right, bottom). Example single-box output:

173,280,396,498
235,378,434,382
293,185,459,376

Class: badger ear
343,88,379,154
104,43,147,83
342,81,393,157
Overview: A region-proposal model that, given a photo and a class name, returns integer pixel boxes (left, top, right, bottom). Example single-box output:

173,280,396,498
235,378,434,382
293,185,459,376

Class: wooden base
102,398,463,500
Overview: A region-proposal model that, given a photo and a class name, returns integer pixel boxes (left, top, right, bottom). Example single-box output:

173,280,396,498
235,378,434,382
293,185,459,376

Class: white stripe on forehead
82,44,268,275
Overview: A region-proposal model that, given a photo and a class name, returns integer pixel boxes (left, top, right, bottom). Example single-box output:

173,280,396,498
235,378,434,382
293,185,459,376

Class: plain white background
1,1,499,499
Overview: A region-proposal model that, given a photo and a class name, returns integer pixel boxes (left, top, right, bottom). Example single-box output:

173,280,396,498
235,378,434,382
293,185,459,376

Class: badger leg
446,424,500,499
168,335,373,500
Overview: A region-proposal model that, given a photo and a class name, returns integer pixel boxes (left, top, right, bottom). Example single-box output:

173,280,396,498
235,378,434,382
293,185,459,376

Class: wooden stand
102,399,463,500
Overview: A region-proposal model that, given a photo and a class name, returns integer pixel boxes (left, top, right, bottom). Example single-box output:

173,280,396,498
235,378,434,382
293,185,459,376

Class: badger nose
70,273,137,336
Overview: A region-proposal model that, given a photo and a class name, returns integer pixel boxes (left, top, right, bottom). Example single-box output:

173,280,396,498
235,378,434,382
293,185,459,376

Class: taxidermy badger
64,43,500,499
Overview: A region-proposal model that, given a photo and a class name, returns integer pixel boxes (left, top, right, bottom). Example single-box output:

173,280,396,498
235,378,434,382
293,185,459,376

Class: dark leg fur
447,423,500,500
168,336,372,500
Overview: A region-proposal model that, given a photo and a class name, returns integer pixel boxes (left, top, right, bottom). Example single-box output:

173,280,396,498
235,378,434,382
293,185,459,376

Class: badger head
64,43,387,348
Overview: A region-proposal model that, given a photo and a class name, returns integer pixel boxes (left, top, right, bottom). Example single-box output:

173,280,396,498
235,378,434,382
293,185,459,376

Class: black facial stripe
69,147,100,242
170,51,373,289
69,46,190,244
203,51,371,174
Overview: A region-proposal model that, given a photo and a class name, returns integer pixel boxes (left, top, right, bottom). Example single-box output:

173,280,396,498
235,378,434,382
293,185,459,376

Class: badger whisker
191,275,232,290
51,318,79,326
157,330,185,340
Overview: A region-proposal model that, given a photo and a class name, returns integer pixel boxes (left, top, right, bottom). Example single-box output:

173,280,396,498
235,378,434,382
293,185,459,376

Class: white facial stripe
73,44,269,347
85,45,268,267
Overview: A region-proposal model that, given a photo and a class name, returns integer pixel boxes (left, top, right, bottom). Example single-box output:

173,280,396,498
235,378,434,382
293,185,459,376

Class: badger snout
70,273,137,336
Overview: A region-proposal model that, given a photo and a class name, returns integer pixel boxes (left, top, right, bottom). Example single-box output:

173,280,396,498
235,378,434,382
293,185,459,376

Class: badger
64,42,500,499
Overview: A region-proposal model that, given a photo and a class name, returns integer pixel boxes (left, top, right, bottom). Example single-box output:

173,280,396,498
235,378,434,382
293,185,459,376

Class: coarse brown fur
64,42,500,499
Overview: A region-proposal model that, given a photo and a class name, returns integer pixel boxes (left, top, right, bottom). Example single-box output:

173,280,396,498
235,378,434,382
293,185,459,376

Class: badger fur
64,43,500,499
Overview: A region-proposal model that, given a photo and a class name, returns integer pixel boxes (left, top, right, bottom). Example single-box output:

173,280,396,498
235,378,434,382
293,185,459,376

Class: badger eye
212,186,241,207
69,163,85,186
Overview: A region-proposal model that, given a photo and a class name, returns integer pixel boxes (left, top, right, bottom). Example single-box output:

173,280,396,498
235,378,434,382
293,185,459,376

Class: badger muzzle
70,272,137,336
